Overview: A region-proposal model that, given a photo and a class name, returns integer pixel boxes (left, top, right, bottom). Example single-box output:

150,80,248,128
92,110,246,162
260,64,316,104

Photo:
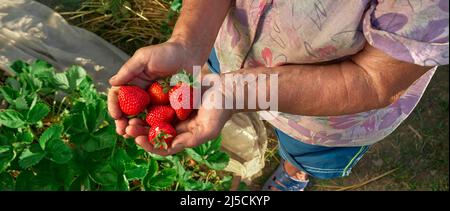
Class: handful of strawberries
117,71,196,150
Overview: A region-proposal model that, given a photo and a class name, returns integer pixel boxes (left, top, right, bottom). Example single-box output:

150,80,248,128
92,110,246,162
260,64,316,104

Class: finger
123,134,131,139
110,53,146,86
127,76,152,89
125,125,149,137
174,119,190,133
129,118,147,126
167,132,192,154
115,119,128,135
171,132,197,148
108,87,122,119
135,136,170,156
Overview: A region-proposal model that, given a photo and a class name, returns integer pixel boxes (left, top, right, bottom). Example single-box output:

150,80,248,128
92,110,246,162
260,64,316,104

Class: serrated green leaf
15,169,59,191
125,163,148,181
205,152,230,170
170,0,182,12
9,60,30,75
0,86,18,104
6,77,20,90
27,102,50,123
18,145,46,169
83,126,116,152
111,149,130,173
13,96,28,110
183,179,214,191
206,135,222,154
54,73,69,90
0,146,16,173
102,174,129,191
31,60,53,76
18,129,34,143
0,172,14,190
90,163,118,186
147,158,158,178
147,168,177,189
185,148,203,163
39,124,63,150
46,139,73,164
0,109,26,128
14,171,33,191
65,66,87,91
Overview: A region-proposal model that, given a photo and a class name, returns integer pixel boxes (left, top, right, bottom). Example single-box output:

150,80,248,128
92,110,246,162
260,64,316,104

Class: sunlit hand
125,86,234,156
107,40,194,138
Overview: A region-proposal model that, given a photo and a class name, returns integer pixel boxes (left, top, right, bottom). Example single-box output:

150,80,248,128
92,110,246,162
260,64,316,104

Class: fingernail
109,76,117,84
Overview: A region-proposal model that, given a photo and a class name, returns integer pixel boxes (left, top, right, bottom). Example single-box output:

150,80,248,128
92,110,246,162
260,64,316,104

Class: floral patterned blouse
214,0,449,146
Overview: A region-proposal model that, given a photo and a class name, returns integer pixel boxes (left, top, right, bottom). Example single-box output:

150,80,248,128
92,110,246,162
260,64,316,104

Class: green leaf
0,109,26,128
39,124,63,150
9,60,30,75
54,73,69,90
0,172,14,190
90,163,118,186
205,152,230,170
54,162,79,191
14,171,33,191
17,129,34,144
46,139,73,164
206,135,223,154
0,86,18,104
185,148,203,162
13,96,29,110
183,179,214,191
110,149,130,173
27,102,50,123
125,163,148,181
170,0,182,12
18,145,46,169
65,66,87,91
147,158,158,178
15,170,59,191
147,168,177,189
83,126,116,152
102,174,130,191
0,146,16,173
31,60,53,76
6,77,21,90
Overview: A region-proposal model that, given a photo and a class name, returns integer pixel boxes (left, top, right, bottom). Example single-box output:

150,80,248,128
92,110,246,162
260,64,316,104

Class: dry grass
60,0,178,54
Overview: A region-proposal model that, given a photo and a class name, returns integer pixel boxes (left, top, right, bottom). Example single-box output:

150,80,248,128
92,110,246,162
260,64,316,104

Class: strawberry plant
0,60,231,191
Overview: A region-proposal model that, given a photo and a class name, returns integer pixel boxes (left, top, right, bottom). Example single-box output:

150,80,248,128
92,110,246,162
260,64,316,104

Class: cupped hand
126,87,234,156
108,41,192,138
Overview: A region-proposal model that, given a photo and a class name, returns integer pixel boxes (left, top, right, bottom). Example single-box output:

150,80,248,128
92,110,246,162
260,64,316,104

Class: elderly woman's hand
107,40,193,138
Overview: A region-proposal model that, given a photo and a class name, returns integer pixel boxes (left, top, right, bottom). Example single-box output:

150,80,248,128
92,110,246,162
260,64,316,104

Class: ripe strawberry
169,82,194,121
148,79,170,105
118,85,150,116
145,105,176,127
148,122,177,150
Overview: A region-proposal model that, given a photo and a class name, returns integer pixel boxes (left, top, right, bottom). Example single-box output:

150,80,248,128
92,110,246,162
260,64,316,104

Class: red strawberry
169,82,194,121
146,105,176,127
118,85,150,116
148,79,170,105
148,122,177,150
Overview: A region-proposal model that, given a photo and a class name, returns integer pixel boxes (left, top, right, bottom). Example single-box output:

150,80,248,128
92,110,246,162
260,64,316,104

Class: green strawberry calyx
152,131,172,150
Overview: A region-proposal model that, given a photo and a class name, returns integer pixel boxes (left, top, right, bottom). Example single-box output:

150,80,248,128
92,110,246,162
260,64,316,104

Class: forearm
222,46,430,116
231,62,386,116
169,0,232,65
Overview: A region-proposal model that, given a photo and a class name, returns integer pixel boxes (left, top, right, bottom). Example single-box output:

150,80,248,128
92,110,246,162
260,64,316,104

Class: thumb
110,53,146,86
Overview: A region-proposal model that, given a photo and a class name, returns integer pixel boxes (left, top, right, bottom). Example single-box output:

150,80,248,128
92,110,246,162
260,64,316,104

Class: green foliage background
0,60,230,191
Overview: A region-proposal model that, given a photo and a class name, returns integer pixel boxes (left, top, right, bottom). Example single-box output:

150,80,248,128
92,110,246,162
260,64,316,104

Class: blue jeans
207,49,371,179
